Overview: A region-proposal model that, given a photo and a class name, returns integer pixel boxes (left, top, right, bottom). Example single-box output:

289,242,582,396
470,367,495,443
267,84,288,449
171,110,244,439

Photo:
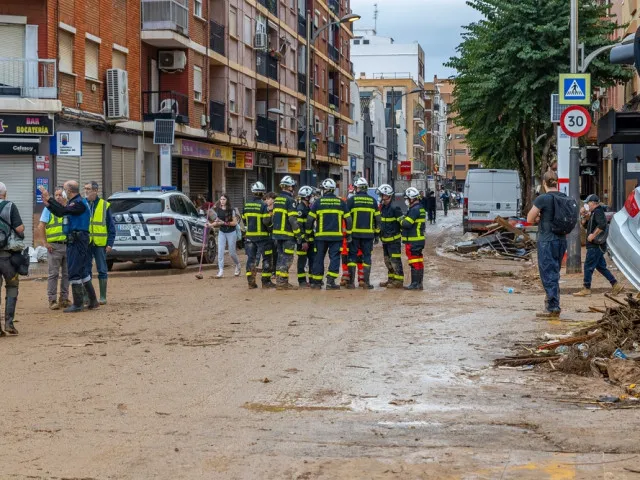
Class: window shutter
193,66,202,100
112,50,126,70
58,31,74,73
85,41,99,79
0,24,25,59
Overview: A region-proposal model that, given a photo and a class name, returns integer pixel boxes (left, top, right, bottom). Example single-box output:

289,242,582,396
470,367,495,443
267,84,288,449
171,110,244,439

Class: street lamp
301,12,360,186
388,87,424,191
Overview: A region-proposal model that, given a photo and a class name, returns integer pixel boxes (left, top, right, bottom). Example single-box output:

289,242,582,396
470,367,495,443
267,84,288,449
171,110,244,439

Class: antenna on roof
373,3,378,34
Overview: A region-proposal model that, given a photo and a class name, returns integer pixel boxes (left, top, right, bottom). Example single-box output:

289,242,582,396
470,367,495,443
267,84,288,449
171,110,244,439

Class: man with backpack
573,194,623,297
527,171,578,318
440,189,450,216
0,182,25,335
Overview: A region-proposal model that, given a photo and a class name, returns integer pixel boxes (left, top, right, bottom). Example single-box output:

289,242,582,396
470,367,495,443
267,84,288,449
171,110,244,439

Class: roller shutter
0,157,33,247
189,159,210,199
111,147,136,195
56,156,80,188
80,143,103,196
246,169,258,196
172,158,180,188
0,25,25,59
225,168,245,209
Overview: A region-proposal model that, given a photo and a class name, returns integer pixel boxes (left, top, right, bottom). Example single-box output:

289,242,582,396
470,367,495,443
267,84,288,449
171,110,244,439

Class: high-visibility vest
89,198,110,246
45,212,66,243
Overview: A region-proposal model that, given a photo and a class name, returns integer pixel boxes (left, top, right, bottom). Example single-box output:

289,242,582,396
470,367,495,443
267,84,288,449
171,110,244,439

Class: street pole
304,10,313,186
391,86,396,192
567,0,582,274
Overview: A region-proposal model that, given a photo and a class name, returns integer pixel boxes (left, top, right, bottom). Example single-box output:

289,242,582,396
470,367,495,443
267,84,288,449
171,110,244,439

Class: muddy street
3,210,640,479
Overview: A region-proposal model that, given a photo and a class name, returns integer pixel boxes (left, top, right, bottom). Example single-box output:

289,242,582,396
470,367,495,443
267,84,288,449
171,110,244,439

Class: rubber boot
362,266,374,290
340,266,349,287
417,270,424,290
82,287,90,307
98,278,108,305
379,277,394,288
404,269,421,290
64,284,85,313
262,277,276,289
391,278,404,289
275,277,298,291
325,277,340,290
346,266,356,289
84,280,100,309
4,297,18,335
247,274,258,289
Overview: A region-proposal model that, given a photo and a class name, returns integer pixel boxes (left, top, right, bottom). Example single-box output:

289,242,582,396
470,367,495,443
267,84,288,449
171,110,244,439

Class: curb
24,263,220,281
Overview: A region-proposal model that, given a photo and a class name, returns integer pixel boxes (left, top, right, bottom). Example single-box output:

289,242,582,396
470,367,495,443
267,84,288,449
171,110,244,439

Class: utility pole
304,10,313,184
567,0,582,274
390,86,396,192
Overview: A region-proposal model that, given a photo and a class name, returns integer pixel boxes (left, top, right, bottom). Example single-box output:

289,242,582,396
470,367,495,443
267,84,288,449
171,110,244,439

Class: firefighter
242,181,274,289
296,186,315,288
340,223,364,287
307,178,352,290
269,176,302,290
377,184,404,288
401,187,426,290
346,178,380,289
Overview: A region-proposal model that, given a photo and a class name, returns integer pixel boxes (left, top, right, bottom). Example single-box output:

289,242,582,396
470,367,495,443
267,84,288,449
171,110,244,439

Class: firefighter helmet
321,178,337,192
279,175,297,188
251,181,266,194
404,187,421,200
376,184,394,197
298,186,314,198
354,177,368,191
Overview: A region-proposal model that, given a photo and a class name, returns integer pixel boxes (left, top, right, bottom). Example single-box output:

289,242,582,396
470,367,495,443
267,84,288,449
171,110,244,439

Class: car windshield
109,198,164,214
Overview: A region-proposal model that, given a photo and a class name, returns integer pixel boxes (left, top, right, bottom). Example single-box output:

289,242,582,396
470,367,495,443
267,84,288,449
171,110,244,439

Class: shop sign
580,166,596,176
36,177,49,204
55,131,82,156
0,140,39,155
288,158,301,174
0,114,54,136
36,155,50,171
173,139,232,162
275,157,289,173
229,151,254,169
399,161,412,176
329,165,341,176
349,156,357,172
257,152,273,167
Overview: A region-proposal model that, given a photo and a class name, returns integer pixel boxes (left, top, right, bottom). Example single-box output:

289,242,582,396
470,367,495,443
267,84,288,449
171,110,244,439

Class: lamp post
301,12,359,187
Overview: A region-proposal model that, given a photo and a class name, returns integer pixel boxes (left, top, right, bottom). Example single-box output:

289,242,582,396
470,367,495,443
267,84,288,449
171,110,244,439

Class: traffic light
609,26,640,71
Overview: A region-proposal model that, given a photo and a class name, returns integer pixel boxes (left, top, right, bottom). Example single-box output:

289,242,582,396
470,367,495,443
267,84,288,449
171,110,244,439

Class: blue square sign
559,73,591,105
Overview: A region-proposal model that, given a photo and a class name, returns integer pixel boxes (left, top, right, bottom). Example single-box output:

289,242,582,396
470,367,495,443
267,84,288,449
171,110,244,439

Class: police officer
0,182,25,335
401,187,426,291
270,176,302,290
39,181,100,312
242,181,274,289
84,181,115,304
377,184,404,289
307,178,352,290
38,186,70,309
346,178,380,289
296,186,315,288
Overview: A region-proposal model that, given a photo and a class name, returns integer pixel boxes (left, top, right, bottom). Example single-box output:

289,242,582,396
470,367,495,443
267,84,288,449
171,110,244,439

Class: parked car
608,186,640,291
106,187,217,270
463,169,521,232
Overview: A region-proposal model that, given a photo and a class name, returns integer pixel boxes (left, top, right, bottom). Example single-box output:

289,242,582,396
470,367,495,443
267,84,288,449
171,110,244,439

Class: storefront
225,150,255,208
275,156,301,187
255,152,274,192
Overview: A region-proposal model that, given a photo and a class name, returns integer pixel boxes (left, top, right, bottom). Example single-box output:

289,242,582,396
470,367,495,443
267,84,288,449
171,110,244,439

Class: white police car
106,187,217,270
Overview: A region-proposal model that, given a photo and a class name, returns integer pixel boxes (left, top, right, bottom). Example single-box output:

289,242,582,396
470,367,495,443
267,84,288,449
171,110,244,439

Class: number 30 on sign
560,105,592,138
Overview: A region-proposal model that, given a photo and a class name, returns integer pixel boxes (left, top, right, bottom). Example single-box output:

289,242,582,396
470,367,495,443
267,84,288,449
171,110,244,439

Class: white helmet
251,181,266,194
354,177,368,191
321,178,337,192
298,186,314,198
279,175,296,188
404,187,421,201
376,184,394,196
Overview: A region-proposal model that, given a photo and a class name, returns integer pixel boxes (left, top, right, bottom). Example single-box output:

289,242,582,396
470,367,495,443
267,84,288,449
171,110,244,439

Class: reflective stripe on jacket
380,202,402,243
401,203,426,244
307,193,351,241
46,214,67,243
346,192,380,238
243,196,270,239
272,191,300,239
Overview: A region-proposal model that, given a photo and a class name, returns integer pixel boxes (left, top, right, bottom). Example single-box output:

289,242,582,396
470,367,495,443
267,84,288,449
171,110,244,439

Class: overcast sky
349,0,483,79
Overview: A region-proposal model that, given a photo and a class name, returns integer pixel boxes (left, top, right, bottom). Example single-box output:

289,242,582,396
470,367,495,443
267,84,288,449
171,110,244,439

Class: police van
106,187,217,270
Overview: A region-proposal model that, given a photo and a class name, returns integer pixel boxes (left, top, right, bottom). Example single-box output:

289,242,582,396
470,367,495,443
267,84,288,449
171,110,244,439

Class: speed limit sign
560,105,592,137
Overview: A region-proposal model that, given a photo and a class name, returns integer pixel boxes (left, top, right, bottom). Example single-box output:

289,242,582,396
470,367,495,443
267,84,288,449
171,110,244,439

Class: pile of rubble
452,217,535,261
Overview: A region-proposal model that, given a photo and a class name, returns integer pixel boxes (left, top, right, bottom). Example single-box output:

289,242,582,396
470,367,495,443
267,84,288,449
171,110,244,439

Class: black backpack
550,193,579,236
0,201,12,249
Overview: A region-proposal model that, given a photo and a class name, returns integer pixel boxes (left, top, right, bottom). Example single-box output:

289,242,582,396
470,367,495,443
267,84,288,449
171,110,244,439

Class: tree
447,0,631,211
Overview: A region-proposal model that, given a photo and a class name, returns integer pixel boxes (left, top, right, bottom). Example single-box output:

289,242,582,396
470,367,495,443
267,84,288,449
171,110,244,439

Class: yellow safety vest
89,198,110,246
45,212,66,243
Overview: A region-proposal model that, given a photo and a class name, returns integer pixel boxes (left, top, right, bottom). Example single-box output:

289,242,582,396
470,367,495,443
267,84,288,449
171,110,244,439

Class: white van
463,169,521,232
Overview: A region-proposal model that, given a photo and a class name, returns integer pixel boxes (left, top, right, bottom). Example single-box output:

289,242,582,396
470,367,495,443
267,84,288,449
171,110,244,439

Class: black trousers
245,239,272,282
312,240,341,283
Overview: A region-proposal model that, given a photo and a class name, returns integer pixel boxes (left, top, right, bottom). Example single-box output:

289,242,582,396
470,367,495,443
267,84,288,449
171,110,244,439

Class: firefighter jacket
306,193,352,241
346,192,380,239
401,202,426,245
271,191,301,240
242,196,270,241
297,201,314,243
380,202,403,243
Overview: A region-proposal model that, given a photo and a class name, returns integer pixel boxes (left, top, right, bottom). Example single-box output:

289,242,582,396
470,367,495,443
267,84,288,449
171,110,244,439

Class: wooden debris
537,332,600,351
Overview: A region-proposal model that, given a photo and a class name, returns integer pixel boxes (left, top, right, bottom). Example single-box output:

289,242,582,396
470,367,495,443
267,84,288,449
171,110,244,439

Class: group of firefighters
242,176,426,291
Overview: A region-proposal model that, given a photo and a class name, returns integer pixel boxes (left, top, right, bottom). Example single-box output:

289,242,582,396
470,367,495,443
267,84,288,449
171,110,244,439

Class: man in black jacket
574,194,623,297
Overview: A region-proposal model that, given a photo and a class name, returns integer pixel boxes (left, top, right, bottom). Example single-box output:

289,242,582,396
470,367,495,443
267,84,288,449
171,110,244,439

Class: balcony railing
328,44,340,63
210,100,225,133
257,0,278,16
0,58,57,98
413,134,426,149
141,0,188,36
297,73,307,95
297,14,307,37
257,115,277,145
413,105,425,119
256,52,278,81
328,140,342,156
142,90,189,124
328,0,340,15
328,91,339,108
209,20,225,56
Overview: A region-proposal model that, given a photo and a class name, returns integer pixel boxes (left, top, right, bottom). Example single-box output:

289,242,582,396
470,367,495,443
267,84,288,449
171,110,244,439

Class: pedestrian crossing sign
559,73,591,105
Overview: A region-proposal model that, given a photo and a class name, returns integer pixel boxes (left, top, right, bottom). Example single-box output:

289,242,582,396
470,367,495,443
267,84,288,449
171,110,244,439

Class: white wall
348,80,364,185
351,32,422,84
369,91,388,185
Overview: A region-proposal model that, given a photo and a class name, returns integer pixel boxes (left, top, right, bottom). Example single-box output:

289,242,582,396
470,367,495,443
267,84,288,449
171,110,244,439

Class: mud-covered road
3,210,639,479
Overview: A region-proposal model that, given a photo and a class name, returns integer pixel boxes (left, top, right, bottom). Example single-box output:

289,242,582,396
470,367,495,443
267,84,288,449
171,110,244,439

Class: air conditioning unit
158,51,187,71
254,32,267,49
327,125,335,137
340,134,347,145
315,121,324,134
106,68,129,120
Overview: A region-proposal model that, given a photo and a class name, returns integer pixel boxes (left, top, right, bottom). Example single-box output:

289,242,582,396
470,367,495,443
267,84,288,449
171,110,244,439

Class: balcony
413,134,426,150
328,0,340,15
413,105,424,121
142,90,189,124
297,73,307,95
298,14,307,37
257,0,278,16
328,44,340,63
0,58,57,99
256,52,278,82
209,20,225,56
210,100,225,133
257,115,277,145
328,91,339,109
141,0,188,36
328,140,342,156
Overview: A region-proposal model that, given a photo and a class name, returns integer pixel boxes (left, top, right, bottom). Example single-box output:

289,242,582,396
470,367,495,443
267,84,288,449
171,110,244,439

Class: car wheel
107,260,114,272
202,232,217,264
170,236,188,269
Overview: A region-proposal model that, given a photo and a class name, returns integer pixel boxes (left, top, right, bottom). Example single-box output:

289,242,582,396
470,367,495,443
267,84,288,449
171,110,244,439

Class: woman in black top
210,194,241,278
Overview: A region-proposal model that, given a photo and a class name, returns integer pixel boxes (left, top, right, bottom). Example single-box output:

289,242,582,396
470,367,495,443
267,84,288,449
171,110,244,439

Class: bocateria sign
0,114,54,136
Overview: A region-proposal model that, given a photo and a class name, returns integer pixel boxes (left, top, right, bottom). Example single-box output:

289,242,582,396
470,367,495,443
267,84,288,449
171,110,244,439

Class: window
314,64,318,86
85,40,99,79
353,39,360,45
455,164,466,171
321,69,325,89
290,117,296,131
229,8,237,37
363,39,370,45
454,149,466,155
469,164,479,170
349,103,355,119
279,101,285,128
446,149,452,156
454,133,465,139
194,0,202,18
229,82,237,113
243,15,251,45
59,30,74,74
194,66,202,101
297,46,306,74
112,50,126,70
244,88,253,117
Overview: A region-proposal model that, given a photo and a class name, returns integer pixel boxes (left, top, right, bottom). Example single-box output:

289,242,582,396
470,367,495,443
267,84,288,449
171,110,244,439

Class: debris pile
452,217,535,260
